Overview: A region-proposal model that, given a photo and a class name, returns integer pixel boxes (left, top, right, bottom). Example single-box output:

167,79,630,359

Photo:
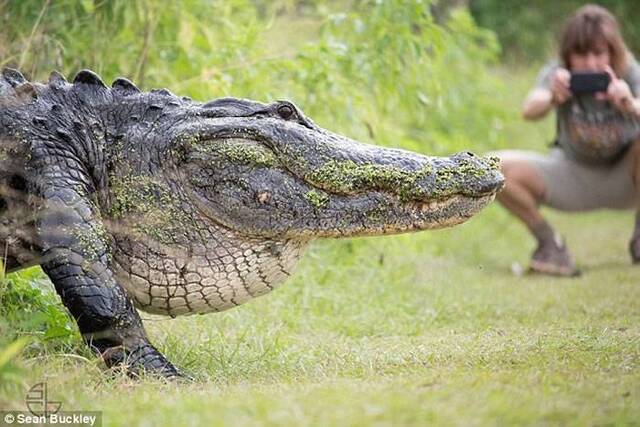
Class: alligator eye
277,104,294,120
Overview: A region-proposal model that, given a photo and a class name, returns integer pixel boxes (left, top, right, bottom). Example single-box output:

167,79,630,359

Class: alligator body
0,68,503,377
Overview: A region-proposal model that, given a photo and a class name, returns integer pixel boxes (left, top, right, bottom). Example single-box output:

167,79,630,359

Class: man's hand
522,67,572,120
551,68,572,105
602,66,639,115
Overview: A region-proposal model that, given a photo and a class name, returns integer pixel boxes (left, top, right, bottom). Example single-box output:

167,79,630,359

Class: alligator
0,68,503,378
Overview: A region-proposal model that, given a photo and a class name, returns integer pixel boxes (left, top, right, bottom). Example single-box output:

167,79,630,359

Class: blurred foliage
0,268,81,348
0,267,84,389
0,337,28,393
1,0,507,154
470,0,640,62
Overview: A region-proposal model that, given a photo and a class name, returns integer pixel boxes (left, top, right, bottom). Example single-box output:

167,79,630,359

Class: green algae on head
435,160,486,184
305,160,434,201
193,138,277,167
304,189,330,208
305,155,500,202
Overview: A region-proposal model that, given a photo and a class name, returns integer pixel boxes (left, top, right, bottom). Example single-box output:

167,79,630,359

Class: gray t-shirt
536,58,640,164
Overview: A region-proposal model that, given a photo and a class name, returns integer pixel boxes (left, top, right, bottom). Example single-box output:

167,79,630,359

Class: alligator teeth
417,198,448,212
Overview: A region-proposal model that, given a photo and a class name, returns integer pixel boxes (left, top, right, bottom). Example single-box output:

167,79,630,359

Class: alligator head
1,69,503,317
177,98,503,238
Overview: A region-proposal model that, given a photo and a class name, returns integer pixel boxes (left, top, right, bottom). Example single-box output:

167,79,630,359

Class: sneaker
529,234,580,277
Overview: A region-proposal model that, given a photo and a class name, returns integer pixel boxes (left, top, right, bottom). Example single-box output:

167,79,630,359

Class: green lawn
0,204,638,426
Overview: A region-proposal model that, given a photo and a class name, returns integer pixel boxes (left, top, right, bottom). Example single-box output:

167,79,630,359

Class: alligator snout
302,148,503,203
425,151,504,199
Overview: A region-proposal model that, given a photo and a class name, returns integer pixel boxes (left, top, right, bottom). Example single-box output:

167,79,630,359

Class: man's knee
501,157,533,185
499,157,546,200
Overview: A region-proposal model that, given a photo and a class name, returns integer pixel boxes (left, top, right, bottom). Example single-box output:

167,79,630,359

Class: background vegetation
470,0,640,62
1,1,638,425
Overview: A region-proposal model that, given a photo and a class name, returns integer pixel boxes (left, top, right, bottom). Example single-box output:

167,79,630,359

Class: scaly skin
0,68,503,378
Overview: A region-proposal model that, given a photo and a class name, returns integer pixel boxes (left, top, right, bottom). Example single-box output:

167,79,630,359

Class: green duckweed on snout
306,157,497,201
304,189,330,208
435,159,490,185
306,160,432,201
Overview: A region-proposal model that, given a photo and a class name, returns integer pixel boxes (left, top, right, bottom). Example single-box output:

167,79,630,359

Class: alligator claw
101,343,183,380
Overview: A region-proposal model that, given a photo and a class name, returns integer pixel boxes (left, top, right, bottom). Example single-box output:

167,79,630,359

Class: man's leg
497,157,578,275
625,140,640,262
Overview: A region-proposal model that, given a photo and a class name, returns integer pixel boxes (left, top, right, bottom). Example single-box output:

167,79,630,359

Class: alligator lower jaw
406,193,496,229
296,193,496,239
354,193,496,236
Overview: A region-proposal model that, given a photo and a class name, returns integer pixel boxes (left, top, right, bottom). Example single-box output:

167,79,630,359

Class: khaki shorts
492,148,635,211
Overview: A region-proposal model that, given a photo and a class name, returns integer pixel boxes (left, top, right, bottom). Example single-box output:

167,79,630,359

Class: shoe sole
529,260,581,277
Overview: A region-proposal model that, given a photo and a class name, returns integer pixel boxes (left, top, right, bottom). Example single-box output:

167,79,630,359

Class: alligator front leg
37,180,180,379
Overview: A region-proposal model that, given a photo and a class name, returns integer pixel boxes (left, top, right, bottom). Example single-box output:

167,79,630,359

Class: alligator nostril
453,151,476,159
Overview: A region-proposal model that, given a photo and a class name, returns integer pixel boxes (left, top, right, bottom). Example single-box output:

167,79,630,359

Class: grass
0,57,639,427
0,205,638,426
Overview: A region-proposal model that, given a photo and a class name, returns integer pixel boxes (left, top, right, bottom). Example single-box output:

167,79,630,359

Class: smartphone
569,72,611,94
